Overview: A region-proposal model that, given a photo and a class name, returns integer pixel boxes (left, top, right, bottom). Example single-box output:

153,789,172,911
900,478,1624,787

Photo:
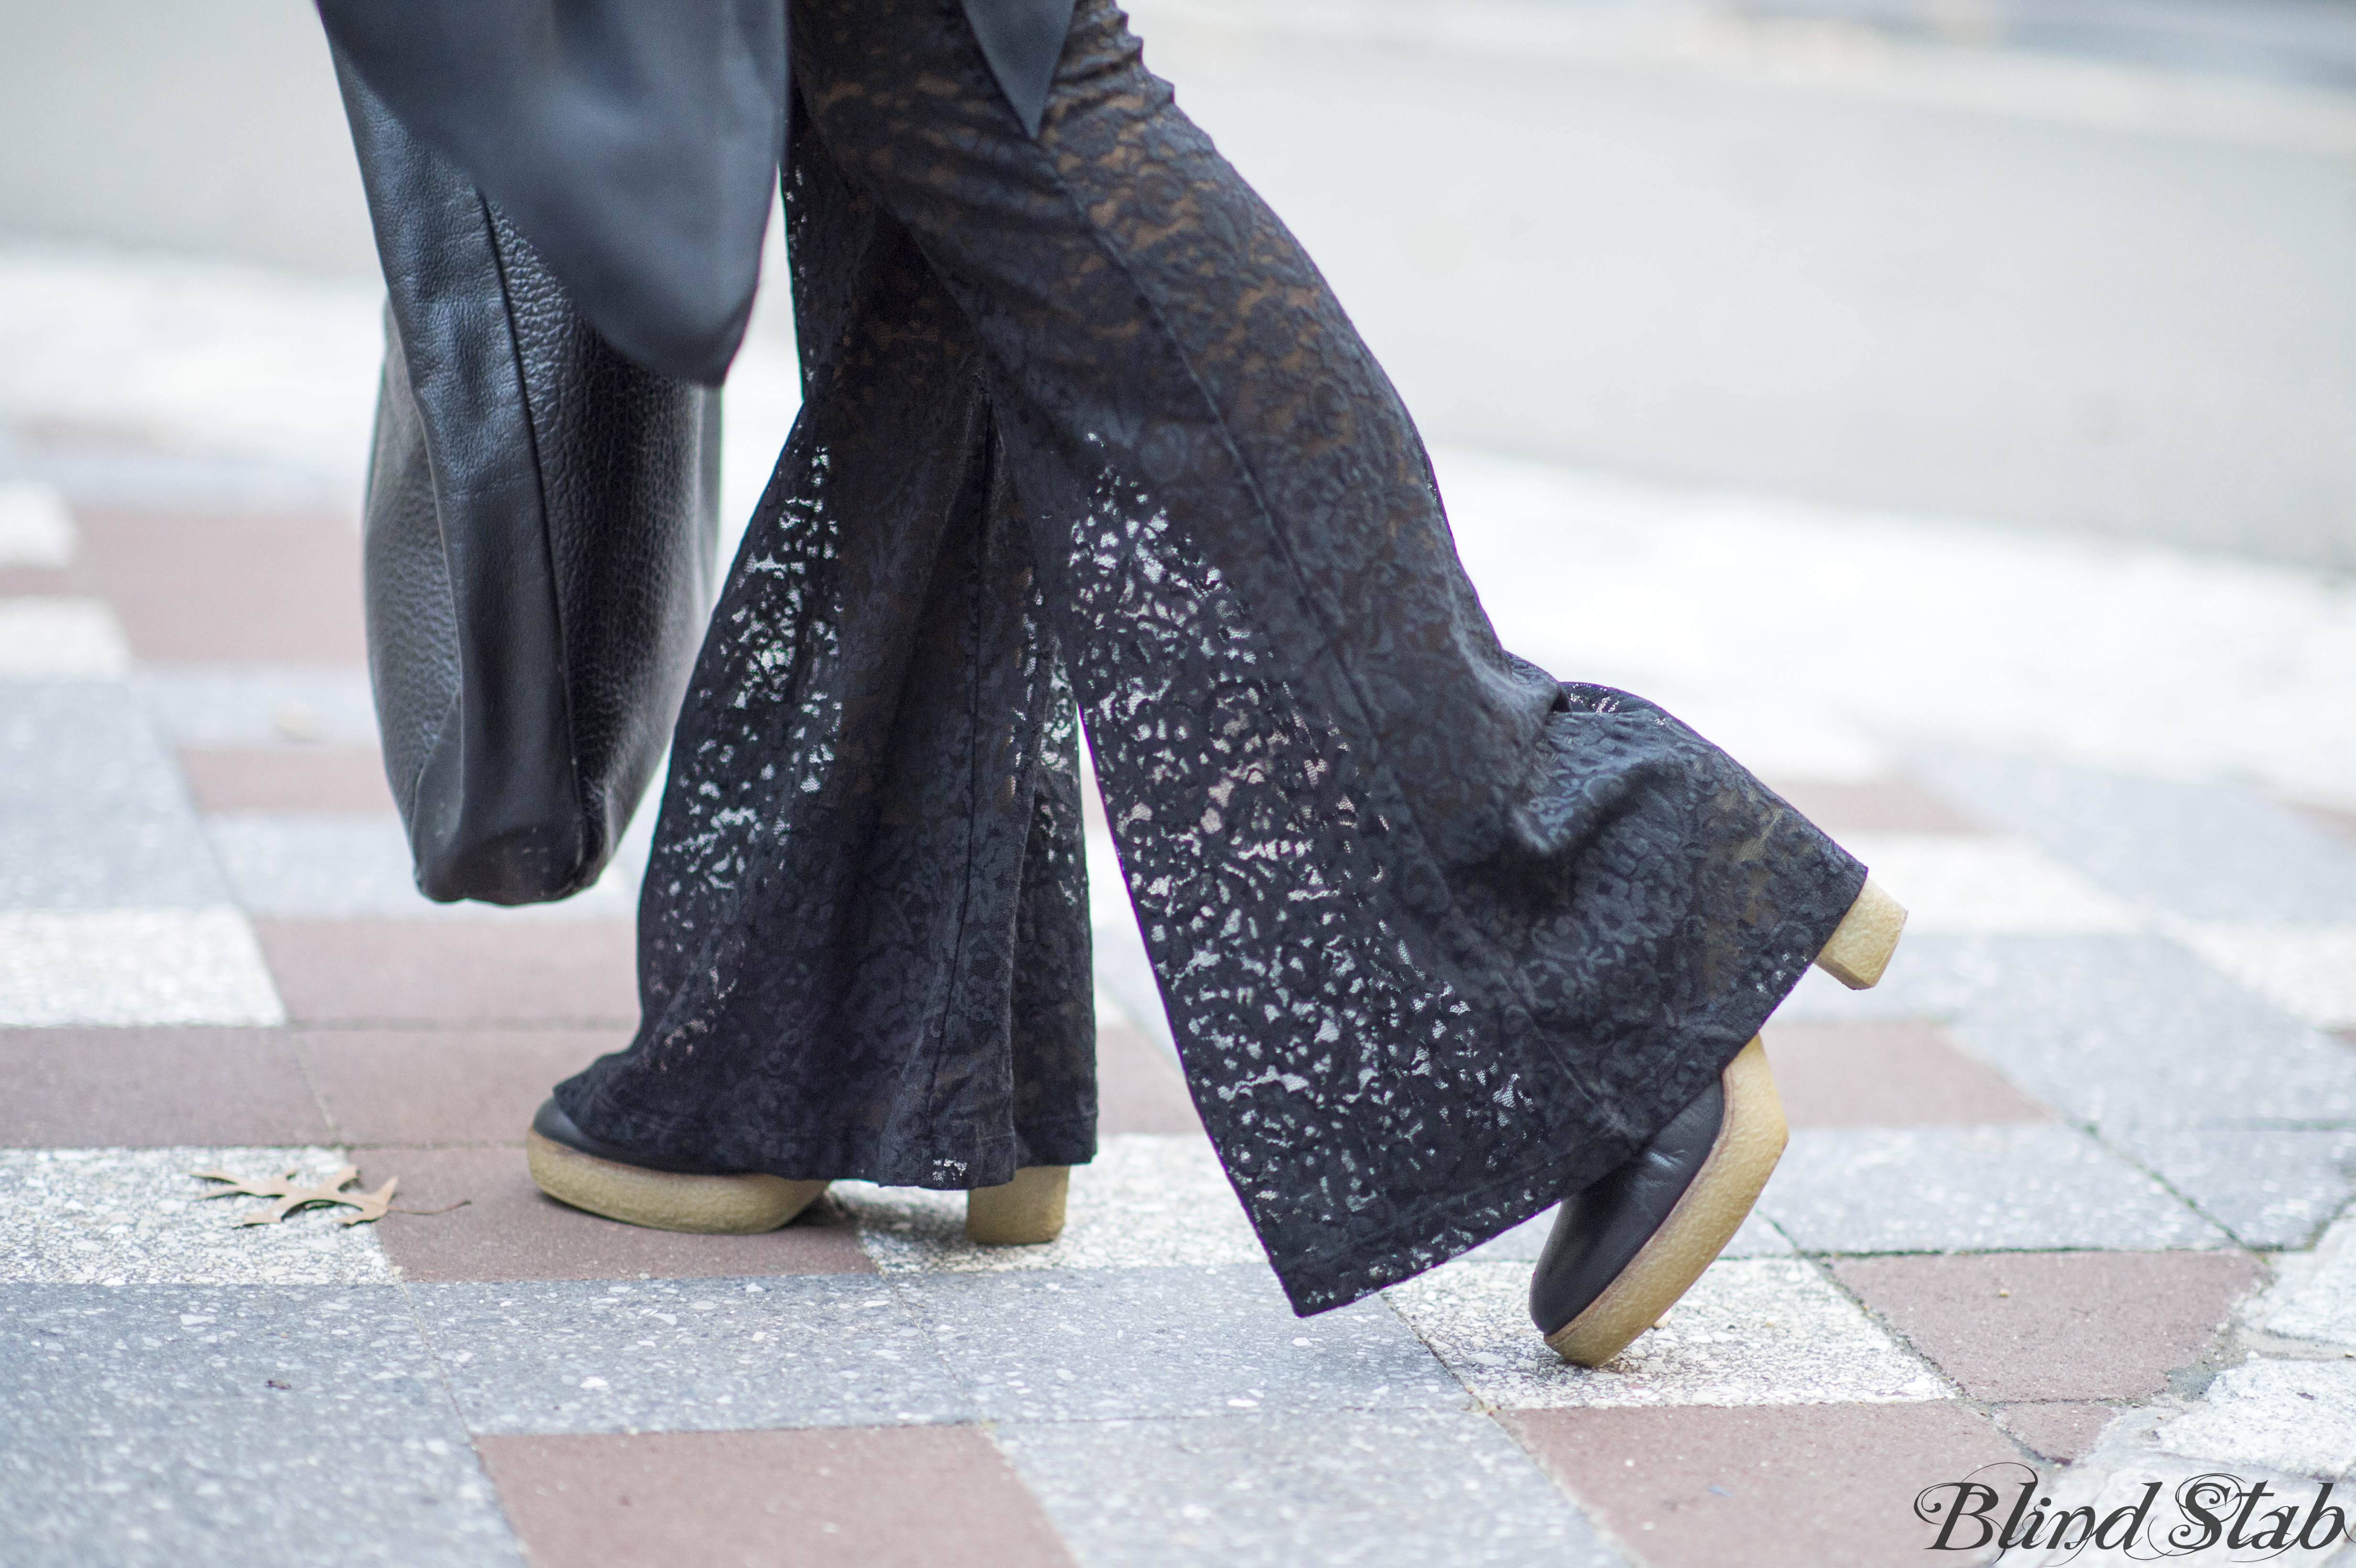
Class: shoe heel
1814,876,1907,990
966,1165,1069,1245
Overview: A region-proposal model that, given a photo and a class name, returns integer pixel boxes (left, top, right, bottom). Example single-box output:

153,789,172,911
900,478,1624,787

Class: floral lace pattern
560,0,1865,1314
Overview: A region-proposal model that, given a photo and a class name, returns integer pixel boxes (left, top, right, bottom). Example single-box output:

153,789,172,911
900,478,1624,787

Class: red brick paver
1097,1023,1201,1136
476,1426,1075,1568
179,746,394,812
1765,777,1985,836
2286,799,2356,848
71,509,364,663
297,1026,627,1146
0,564,73,596
1762,1021,2052,1128
1833,1251,2263,1402
1502,1402,2021,1568
370,1145,877,1281
254,919,642,1026
1995,1401,2118,1463
0,1027,329,1147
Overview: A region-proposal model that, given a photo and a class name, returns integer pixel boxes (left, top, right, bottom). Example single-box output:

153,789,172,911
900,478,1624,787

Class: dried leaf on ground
192,1164,398,1226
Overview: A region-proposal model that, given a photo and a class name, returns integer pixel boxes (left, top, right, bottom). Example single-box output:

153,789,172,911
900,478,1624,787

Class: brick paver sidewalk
4,421,2356,1568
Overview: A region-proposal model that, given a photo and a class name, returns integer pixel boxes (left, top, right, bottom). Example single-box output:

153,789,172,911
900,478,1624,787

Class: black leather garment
337,60,722,905
553,0,1867,1316
317,0,1081,385
1529,1077,1725,1336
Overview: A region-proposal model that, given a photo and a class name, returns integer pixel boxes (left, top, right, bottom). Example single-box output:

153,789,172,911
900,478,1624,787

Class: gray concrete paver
1759,1126,2229,1253
994,1409,1630,1568
409,1275,970,1435
0,681,227,908
138,664,379,748
1923,935,2356,1129
205,813,644,922
2105,1128,2356,1249
0,1283,522,1568
895,1265,1467,1422
1908,748,2356,925
0,680,204,819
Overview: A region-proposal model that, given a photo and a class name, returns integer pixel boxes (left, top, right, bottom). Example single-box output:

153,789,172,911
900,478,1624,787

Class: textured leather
966,0,1084,135
317,0,1082,384
338,58,721,906
1530,1076,1725,1336
317,0,783,386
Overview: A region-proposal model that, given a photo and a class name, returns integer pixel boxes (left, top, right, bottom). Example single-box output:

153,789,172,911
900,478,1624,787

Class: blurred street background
4,2,2356,1566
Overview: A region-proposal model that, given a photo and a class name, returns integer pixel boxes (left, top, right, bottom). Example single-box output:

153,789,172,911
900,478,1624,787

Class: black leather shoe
1530,1036,1788,1366
526,1098,828,1235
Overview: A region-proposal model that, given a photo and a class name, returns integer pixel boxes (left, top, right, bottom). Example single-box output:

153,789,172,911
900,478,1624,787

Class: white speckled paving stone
898,1265,1467,1421
0,1149,392,1285
407,1276,971,1435
0,597,129,677
0,480,75,564
2175,924,2356,1031
2153,1360,2356,1479
0,908,285,1024
0,1283,522,1568
1836,833,2140,934
1385,1257,1949,1409
1462,1203,1793,1263
2013,1409,2333,1568
1760,1126,2230,1253
842,1134,1263,1273
2257,1213,2356,1350
994,1410,1630,1568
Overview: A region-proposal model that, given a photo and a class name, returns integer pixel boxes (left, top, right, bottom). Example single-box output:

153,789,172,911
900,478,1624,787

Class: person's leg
539,84,1095,1226
791,0,1883,1318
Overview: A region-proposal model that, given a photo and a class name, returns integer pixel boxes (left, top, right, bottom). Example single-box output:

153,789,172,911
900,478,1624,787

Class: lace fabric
558,0,1866,1314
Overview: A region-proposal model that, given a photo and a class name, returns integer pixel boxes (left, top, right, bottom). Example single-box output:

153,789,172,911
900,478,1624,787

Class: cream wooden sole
1544,1036,1789,1368
526,1130,828,1235
1814,876,1907,990
966,1165,1069,1245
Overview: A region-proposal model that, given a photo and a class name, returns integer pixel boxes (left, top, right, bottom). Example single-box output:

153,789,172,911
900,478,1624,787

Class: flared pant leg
570,0,1867,1314
559,99,1097,1192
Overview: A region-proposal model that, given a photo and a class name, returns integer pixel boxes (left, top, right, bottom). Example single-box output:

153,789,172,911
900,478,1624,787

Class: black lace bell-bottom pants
556,0,1865,1314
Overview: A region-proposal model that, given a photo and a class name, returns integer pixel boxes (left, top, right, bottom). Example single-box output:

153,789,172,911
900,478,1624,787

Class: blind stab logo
1916,1463,2352,1559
